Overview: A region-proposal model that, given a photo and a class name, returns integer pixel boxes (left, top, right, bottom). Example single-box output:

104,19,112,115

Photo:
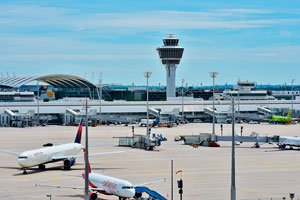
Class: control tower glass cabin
156,34,184,99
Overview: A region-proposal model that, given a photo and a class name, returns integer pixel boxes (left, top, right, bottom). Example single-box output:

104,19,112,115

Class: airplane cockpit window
122,186,134,189
18,156,28,159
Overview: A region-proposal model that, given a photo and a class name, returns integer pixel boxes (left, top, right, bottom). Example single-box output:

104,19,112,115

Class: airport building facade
0,74,300,127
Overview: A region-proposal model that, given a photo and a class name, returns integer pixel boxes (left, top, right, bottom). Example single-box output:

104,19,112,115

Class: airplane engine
63,158,76,169
89,191,98,200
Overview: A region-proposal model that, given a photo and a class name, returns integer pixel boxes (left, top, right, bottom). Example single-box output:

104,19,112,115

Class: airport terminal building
0,74,299,127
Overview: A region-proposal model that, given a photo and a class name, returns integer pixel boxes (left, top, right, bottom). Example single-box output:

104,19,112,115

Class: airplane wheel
39,164,46,170
134,192,142,198
64,166,71,170
22,168,27,174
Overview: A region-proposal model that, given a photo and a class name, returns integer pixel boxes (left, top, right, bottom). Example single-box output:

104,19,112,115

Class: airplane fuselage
271,116,290,123
87,172,135,199
279,136,300,147
18,143,83,168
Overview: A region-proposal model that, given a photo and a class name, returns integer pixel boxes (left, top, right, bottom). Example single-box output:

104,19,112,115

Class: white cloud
0,5,299,32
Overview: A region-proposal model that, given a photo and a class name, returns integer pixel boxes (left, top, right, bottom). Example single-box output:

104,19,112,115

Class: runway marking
53,177,60,180
18,178,25,181
280,168,288,171
267,162,273,166
147,173,153,176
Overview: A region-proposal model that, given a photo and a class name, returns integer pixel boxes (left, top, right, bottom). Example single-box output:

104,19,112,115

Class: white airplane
0,120,124,174
38,151,165,200
277,136,300,149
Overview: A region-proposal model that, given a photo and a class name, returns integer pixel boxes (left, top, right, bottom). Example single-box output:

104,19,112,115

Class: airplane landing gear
22,168,27,174
64,166,71,170
38,164,46,170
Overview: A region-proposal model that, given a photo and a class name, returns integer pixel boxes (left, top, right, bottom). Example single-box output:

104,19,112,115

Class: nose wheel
22,168,27,174
38,164,46,170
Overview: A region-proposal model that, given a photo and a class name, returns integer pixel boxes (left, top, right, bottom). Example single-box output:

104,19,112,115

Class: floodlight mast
144,71,152,138
210,72,218,142
84,98,89,200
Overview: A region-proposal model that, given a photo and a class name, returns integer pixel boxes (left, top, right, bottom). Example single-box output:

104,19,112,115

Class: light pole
291,79,295,117
36,81,40,126
98,73,102,122
181,78,185,122
210,72,218,142
237,80,240,114
84,98,89,200
144,71,152,138
171,158,174,200
231,97,236,200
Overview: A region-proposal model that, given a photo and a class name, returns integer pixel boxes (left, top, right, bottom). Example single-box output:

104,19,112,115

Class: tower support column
166,64,176,98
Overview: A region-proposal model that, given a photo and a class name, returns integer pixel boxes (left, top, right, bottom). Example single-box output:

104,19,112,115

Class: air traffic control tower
157,34,184,100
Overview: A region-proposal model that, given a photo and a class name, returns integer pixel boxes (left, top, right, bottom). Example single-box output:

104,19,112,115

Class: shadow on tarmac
56,194,109,200
0,166,125,176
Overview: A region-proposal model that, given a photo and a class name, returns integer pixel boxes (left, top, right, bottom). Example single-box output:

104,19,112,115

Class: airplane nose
129,189,135,197
17,158,25,167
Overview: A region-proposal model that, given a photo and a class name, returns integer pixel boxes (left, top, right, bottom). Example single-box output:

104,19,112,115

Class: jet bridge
135,186,167,200
176,132,276,148
148,107,160,117
204,107,229,123
257,106,273,116
216,135,273,143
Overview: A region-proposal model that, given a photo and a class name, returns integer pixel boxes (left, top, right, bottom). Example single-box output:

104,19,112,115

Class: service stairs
135,187,167,200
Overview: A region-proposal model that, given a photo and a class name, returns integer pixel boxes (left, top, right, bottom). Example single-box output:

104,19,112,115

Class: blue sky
1,0,300,86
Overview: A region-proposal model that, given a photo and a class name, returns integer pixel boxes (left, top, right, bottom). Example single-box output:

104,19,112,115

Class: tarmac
0,123,300,200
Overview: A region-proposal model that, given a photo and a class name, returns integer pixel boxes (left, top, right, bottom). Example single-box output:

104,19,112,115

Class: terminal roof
0,74,97,89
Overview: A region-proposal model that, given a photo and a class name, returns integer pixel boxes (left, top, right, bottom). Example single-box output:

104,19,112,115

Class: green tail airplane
269,109,292,124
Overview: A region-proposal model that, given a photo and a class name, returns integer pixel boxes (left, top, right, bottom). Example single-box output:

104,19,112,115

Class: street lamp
231,98,236,200
84,98,89,200
291,79,295,117
210,72,218,141
36,81,40,126
144,71,152,138
171,158,174,200
181,78,185,122
98,73,102,122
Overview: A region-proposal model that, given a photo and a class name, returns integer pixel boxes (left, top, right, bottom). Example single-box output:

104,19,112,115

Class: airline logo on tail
153,111,161,126
74,119,83,144
287,109,292,119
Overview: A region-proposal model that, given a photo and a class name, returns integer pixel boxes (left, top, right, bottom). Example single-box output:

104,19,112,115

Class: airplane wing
52,150,125,160
37,183,105,193
0,149,21,156
133,178,165,187
37,183,84,190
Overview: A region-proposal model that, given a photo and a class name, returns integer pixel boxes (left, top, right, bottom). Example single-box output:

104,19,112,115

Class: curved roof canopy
0,74,97,89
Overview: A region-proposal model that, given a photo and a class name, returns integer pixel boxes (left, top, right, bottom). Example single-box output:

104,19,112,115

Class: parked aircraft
273,135,300,149
0,119,124,174
140,111,160,127
269,109,293,124
38,150,164,200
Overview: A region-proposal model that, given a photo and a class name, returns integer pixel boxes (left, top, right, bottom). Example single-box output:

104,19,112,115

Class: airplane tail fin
83,149,92,174
153,111,161,125
287,109,292,119
74,119,83,144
